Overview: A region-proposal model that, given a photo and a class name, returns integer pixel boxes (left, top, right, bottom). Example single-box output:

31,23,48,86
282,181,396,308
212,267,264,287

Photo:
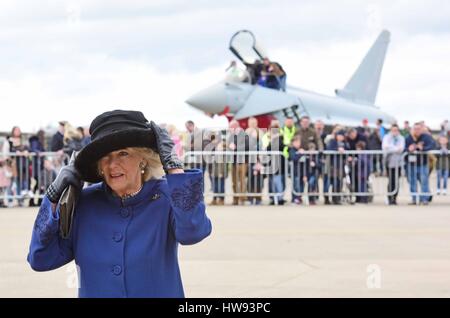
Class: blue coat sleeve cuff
33,196,60,245
165,169,212,244
166,169,204,212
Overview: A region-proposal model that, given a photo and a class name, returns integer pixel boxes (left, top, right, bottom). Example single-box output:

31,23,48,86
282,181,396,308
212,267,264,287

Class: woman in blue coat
27,110,212,297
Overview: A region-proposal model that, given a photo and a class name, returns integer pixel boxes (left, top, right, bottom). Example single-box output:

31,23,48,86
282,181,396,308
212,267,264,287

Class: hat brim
75,128,156,183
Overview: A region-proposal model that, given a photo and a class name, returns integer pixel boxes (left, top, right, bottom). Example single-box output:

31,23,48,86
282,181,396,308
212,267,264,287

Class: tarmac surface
1,193,450,298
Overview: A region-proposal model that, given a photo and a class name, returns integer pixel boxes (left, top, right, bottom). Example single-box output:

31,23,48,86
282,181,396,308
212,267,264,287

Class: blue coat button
112,265,122,275
120,209,130,218
113,232,123,242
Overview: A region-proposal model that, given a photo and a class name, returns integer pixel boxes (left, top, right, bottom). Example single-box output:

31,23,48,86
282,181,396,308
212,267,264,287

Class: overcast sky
0,0,449,133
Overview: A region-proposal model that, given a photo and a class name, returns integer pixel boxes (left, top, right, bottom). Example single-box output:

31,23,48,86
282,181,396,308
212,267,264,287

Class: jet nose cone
186,83,228,114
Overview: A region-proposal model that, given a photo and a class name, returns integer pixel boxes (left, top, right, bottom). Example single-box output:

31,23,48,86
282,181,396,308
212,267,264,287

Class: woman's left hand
149,121,184,172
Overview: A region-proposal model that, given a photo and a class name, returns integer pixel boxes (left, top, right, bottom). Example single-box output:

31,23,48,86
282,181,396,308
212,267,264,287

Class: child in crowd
306,143,320,205
325,130,349,204
289,135,317,205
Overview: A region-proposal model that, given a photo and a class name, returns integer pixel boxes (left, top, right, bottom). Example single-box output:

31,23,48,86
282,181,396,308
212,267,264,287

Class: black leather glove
46,165,83,204
149,121,184,172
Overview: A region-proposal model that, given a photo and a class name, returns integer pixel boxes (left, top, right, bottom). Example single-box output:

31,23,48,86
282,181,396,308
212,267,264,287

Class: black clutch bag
59,152,80,239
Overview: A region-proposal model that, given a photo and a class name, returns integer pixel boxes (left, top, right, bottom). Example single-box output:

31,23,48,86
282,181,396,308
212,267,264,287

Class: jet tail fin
335,30,390,105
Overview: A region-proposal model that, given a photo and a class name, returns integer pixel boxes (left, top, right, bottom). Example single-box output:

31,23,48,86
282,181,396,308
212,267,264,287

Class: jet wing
234,86,299,120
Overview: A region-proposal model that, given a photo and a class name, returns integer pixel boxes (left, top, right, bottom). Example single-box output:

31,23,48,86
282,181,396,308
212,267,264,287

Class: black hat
74,110,156,183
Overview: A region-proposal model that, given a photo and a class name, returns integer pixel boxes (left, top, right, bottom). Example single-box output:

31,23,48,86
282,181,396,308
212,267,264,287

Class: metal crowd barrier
1,149,448,206
0,152,69,206
183,149,450,204
183,151,288,204
400,150,450,204
289,150,399,204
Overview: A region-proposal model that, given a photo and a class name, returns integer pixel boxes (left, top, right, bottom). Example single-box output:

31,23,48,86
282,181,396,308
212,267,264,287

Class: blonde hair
166,124,177,136
133,147,165,181
64,123,82,142
97,147,165,182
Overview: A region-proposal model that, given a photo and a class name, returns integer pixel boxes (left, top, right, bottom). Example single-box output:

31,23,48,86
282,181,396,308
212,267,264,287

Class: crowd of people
183,117,450,206
0,117,449,208
0,122,90,207
226,57,287,91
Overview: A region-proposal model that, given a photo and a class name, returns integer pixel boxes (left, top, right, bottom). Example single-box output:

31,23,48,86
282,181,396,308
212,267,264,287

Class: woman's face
99,148,144,197
12,127,21,137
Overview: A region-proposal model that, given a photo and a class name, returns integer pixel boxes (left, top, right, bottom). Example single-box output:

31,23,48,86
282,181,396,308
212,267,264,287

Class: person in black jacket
350,141,372,203
367,127,384,175
325,130,349,205
347,128,368,151
51,121,66,152
289,134,319,205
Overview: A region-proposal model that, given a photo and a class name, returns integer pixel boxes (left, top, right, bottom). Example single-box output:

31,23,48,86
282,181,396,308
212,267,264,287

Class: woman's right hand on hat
45,164,83,204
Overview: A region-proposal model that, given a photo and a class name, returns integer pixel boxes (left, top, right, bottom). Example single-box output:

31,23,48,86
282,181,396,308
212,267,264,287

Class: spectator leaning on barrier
423,125,437,177
288,134,307,205
266,122,285,205
404,122,436,205
207,136,228,206
297,116,323,204
289,134,319,205
368,127,383,175
346,129,367,202
349,141,371,204
314,120,327,203
246,117,264,205
184,120,206,174
305,142,320,205
325,129,349,205
436,135,449,195
347,128,368,151
382,124,405,205
322,125,343,205
227,119,249,205
8,126,31,206
314,120,327,146
298,115,324,152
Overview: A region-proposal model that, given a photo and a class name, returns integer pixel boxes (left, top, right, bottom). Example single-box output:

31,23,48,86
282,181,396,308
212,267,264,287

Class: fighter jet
186,29,396,129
